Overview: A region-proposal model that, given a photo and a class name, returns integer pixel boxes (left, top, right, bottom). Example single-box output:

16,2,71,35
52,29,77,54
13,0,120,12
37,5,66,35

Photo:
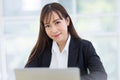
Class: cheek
62,22,68,30
45,30,51,37
45,29,49,35
62,25,68,32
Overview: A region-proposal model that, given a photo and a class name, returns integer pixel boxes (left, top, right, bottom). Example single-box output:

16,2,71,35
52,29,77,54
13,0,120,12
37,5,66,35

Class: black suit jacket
25,37,107,80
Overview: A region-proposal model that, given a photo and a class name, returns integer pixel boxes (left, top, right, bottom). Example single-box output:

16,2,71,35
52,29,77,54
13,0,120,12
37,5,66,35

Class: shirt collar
52,34,71,54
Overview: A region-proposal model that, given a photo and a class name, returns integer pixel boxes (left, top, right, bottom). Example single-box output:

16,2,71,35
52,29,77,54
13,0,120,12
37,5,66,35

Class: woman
25,2,107,80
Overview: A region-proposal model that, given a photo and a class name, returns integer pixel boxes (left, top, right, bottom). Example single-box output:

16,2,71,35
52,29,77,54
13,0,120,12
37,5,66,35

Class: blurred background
0,0,120,80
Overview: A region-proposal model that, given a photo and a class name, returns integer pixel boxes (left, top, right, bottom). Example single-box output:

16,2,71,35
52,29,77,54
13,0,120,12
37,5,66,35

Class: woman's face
44,11,70,43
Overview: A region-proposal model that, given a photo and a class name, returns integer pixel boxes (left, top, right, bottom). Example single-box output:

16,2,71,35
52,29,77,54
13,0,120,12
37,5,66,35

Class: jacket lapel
42,43,52,67
68,37,79,67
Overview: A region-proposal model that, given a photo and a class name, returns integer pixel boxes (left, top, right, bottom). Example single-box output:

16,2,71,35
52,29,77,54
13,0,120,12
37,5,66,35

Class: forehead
43,11,62,24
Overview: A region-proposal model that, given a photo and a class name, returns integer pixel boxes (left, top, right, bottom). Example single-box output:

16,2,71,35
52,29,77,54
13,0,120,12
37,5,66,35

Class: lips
53,33,61,38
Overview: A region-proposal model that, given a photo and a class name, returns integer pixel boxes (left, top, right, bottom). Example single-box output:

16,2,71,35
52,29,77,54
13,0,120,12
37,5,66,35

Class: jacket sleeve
25,56,40,67
81,41,107,80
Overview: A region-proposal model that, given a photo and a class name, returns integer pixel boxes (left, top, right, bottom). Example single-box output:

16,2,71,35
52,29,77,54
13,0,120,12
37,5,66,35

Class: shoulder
70,37,96,53
79,39,92,46
71,37,92,47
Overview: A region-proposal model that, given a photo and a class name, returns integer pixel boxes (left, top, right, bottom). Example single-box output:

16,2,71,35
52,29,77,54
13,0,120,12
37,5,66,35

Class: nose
51,26,57,33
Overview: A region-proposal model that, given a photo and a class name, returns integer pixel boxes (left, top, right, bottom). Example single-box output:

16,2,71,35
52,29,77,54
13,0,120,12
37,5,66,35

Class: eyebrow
44,18,61,25
53,18,61,23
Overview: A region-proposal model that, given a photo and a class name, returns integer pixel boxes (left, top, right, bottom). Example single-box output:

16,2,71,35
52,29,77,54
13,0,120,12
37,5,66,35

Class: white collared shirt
49,35,71,69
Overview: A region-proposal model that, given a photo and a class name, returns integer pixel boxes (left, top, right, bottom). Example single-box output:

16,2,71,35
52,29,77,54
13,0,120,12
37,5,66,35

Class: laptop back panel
14,68,80,80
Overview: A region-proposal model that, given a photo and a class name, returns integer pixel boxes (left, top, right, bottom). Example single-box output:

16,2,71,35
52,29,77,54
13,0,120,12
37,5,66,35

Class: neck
58,42,66,52
57,35,69,52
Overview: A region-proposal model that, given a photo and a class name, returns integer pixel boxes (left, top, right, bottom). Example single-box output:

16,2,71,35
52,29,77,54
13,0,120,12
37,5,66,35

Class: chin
56,39,64,43
53,37,64,42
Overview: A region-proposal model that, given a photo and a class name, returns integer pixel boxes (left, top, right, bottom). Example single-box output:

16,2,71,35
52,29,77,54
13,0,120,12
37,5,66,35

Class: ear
66,17,70,27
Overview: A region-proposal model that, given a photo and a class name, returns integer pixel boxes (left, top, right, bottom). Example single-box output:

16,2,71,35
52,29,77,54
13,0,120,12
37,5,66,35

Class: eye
55,21,60,25
44,25,50,28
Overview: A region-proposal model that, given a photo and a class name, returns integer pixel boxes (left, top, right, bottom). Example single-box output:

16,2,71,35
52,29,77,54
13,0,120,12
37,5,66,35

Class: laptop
14,68,80,80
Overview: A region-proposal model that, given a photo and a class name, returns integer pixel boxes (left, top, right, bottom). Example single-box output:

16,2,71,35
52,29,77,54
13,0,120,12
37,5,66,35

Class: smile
53,33,61,38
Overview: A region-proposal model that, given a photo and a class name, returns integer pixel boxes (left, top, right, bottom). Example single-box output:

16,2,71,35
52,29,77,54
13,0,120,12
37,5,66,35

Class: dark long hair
25,2,80,65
